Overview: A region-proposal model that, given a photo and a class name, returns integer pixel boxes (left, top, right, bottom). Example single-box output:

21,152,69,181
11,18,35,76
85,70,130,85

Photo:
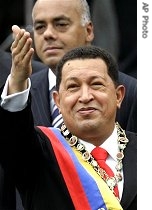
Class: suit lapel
120,132,137,209
30,68,52,126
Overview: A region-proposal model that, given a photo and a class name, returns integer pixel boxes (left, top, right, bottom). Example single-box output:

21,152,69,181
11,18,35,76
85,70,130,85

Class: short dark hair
55,45,119,91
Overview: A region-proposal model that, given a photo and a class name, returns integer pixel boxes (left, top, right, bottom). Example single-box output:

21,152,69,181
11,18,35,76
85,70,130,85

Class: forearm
0,94,34,163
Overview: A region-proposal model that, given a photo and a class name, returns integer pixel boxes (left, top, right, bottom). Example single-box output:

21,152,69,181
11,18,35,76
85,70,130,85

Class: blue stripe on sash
51,127,107,210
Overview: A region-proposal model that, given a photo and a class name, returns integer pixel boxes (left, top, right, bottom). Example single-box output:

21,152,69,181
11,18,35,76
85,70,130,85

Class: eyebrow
53,16,71,22
34,16,71,25
66,75,105,81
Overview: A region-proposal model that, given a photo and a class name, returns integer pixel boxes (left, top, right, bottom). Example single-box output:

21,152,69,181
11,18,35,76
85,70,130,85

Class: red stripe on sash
38,126,91,210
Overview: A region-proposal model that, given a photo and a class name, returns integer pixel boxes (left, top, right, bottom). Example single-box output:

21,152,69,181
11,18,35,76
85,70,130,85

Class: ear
52,91,61,112
116,85,125,109
85,22,94,43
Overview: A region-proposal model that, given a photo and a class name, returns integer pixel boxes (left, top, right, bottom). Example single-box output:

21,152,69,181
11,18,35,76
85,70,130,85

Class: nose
78,86,94,103
43,25,57,40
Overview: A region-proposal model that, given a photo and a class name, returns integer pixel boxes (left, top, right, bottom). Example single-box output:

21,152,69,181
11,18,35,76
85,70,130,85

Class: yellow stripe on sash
73,148,123,210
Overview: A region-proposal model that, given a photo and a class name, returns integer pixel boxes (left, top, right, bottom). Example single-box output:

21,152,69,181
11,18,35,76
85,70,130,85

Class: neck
67,123,115,146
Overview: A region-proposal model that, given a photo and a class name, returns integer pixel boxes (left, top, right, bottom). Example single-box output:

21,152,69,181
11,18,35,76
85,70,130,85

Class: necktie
50,88,63,128
91,147,119,199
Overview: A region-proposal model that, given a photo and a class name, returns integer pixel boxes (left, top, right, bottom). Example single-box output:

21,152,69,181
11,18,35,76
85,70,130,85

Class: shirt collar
80,125,118,161
48,68,56,91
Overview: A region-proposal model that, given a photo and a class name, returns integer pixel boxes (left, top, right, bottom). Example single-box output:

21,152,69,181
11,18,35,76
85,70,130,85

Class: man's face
53,58,124,142
32,0,94,71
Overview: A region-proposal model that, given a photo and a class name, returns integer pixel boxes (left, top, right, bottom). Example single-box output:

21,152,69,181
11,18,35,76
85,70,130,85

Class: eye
34,24,46,34
91,82,104,89
56,23,68,27
67,83,79,91
55,20,70,32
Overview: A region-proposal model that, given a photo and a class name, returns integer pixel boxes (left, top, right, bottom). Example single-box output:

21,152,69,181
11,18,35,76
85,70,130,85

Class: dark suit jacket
0,99,137,210
0,49,46,210
30,68,137,132
0,50,12,88
116,72,137,133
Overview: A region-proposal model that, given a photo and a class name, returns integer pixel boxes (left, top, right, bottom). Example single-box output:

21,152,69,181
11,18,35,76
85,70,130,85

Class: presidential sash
38,126,123,210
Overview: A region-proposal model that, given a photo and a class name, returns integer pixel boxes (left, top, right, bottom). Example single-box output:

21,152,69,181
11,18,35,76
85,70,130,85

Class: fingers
22,39,34,67
10,25,34,83
11,28,29,53
11,25,34,60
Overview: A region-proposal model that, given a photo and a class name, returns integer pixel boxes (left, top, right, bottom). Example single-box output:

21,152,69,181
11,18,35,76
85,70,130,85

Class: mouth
78,107,97,115
44,46,62,54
